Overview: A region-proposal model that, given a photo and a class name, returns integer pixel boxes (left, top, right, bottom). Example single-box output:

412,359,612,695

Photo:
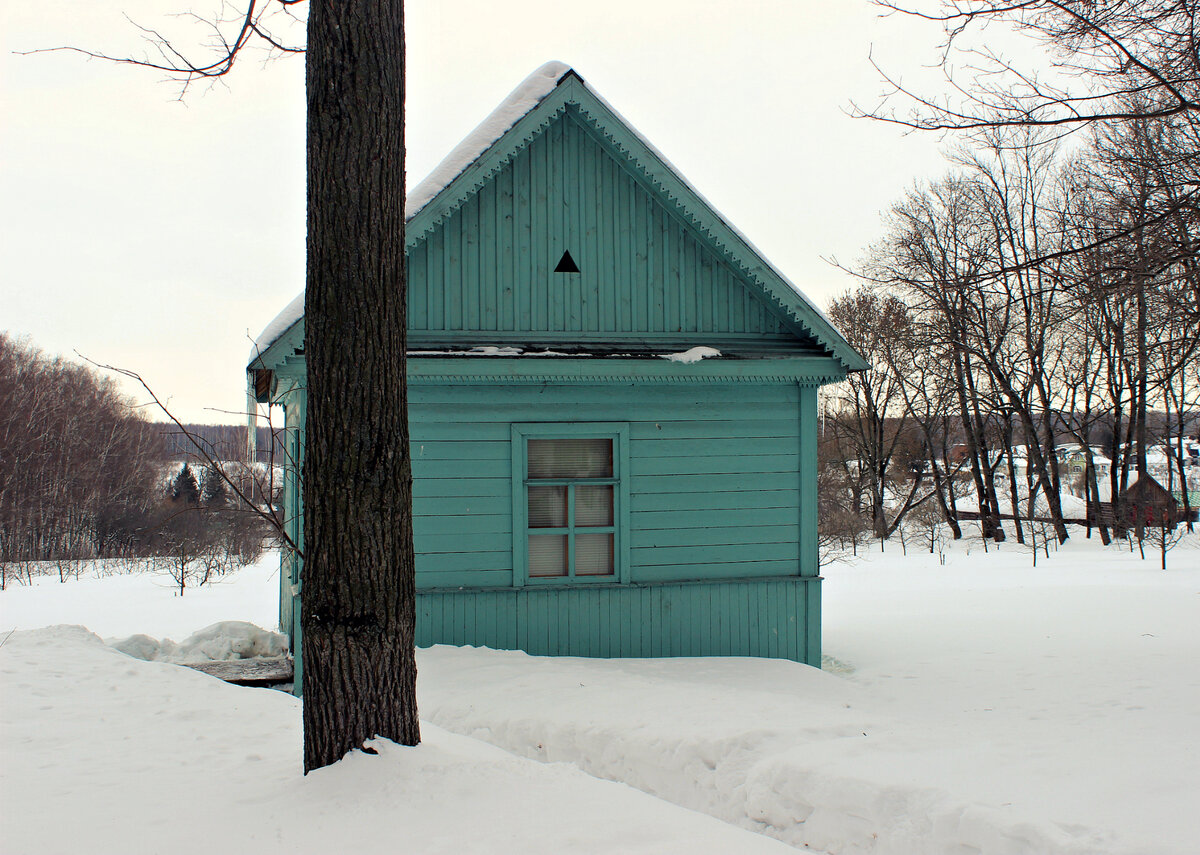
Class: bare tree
827,288,934,541
860,0,1200,133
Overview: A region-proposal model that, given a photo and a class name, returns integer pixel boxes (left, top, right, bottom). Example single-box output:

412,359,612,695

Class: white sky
2,1,958,423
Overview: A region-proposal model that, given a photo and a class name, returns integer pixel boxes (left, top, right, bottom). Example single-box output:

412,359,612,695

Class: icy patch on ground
109,620,286,663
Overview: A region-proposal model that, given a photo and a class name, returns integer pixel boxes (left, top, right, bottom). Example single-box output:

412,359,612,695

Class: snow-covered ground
2,534,1198,854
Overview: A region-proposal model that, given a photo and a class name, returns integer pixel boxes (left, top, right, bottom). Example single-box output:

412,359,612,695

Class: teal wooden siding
415,576,821,664
409,383,809,590
406,107,809,350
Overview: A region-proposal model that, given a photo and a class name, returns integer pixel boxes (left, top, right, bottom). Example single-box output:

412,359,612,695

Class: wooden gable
404,69,866,370
407,105,808,352
249,64,867,379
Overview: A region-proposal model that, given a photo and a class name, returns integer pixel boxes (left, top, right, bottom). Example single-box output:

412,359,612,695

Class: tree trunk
301,0,418,774
1004,438,1024,544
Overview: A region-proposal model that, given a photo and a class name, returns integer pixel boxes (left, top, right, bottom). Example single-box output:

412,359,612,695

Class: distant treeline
156,423,284,464
0,335,276,574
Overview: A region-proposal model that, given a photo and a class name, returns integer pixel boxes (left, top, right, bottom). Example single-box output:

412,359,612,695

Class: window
512,424,629,585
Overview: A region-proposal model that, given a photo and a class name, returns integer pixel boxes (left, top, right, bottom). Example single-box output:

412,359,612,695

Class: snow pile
110,620,286,663
661,346,721,364
416,650,1111,855
0,626,795,855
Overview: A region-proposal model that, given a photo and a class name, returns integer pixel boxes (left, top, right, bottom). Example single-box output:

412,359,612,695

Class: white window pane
575,485,613,526
529,535,568,577
528,438,612,479
574,533,614,576
528,486,567,528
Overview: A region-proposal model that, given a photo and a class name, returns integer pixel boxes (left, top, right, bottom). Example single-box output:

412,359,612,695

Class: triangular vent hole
554,250,580,274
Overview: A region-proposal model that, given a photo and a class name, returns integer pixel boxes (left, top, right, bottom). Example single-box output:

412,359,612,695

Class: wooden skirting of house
416,576,821,664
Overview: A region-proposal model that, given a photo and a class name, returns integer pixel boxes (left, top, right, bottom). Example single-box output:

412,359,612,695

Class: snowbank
0,626,795,855
418,537,1200,855
109,620,286,663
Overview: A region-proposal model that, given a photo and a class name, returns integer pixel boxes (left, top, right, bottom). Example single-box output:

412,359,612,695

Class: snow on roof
405,61,570,220
661,346,721,364
248,291,304,366
249,60,836,364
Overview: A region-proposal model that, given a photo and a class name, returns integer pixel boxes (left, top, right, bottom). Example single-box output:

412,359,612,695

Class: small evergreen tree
171,463,200,506
200,464,227,508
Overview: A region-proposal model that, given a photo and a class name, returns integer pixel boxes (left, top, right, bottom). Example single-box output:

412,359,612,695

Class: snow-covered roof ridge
405,61,571,220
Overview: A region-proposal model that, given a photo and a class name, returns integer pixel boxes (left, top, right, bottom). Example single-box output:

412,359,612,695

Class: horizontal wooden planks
412,495,510,517
410,400,798,423
409,383,801,588
416,568,513,589
631,559,799,582
415,530,510,554
630,523,796,548
635,506,799,529
415,550,509,573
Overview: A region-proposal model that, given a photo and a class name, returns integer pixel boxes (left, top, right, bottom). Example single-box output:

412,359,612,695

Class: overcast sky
2,1,959,423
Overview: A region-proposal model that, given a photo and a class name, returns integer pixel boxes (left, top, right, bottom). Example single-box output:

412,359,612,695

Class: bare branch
76,354,302,558
16,0,306,98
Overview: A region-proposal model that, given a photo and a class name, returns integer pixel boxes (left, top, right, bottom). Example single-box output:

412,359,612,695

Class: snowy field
2,534,1198,854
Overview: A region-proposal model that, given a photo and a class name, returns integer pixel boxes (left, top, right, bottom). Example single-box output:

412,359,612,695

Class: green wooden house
248,62,866,688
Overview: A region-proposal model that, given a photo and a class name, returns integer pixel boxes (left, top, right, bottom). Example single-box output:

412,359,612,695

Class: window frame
511,422,630,587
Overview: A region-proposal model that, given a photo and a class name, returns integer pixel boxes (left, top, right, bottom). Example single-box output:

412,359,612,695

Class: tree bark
301,0,418,773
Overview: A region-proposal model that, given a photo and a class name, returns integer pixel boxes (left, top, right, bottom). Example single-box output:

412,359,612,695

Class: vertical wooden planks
409,241,428,330
405,109,813,344
465,183,481,331
804,578,821,666
414,579,815,662
498,161,515,332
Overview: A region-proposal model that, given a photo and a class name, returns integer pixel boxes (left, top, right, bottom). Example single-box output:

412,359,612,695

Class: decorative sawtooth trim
408,372,845,386
569,101,849,373
405,103,569,250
